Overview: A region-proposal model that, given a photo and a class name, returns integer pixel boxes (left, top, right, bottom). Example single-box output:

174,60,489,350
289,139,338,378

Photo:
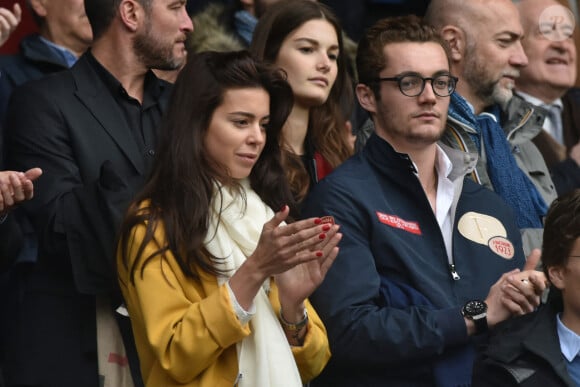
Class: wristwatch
461,300,488,334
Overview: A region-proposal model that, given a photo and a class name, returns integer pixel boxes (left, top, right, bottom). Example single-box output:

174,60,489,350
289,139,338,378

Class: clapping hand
229,205,341,313
485,249,547,328
0,4,22,47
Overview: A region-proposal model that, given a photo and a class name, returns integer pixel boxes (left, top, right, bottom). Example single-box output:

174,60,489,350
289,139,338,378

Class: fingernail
314,218,322,225
318,233,326,240
316,251,323,257
280,205,287,212
322,224,331,231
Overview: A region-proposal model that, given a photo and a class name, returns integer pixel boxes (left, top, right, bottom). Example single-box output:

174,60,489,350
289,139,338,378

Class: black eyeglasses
374,74,458,97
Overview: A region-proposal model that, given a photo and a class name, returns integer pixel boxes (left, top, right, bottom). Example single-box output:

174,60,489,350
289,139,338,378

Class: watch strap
472,314,488,333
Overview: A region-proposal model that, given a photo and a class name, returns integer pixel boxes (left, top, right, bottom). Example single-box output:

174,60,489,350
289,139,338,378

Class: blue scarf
233,10,257,46
448,94,547,229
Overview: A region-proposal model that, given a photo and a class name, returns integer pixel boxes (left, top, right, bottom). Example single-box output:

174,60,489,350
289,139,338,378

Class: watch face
464,300,487,316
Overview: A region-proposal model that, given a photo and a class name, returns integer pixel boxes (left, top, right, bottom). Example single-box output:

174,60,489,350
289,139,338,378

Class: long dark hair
250,0,353,202
118,50,295,284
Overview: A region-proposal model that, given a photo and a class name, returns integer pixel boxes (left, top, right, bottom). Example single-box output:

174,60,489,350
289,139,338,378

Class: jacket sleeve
4,82,145,295
301,178,469,369
118,222,251,384
0,213,23,271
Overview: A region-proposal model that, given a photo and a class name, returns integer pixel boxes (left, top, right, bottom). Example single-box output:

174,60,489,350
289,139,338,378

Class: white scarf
204,179,302,387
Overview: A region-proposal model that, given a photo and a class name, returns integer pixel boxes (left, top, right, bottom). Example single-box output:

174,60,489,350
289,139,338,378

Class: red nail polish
314,218,322,225
280,205,287,212
318,233,326,240
316,251,323,257
322,224,331,231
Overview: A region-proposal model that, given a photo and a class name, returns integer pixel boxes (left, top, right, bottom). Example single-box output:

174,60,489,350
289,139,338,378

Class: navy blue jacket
303,133,526,387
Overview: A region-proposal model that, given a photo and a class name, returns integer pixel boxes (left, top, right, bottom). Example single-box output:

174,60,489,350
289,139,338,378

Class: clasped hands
485,249,548,328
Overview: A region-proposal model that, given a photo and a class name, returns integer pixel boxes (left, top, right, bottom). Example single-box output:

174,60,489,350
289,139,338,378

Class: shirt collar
409,144,453,181
38,36,79,68
517,90,563,110
85,50,165,108
557,313,580,362
435,144,453,179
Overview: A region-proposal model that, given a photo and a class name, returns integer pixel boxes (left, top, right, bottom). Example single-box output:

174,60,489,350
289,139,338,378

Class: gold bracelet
279,308,309,331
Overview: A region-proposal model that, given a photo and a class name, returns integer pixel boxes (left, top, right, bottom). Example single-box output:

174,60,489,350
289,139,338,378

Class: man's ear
28,0,47,18
548,265,566,290
356,83,377,114
119,0,142,32
440,25,465,63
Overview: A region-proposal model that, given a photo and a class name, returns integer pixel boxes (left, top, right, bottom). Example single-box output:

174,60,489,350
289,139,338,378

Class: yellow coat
118,220,331,387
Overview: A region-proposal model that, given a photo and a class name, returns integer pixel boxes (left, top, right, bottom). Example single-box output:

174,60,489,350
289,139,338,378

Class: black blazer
3,53,171,386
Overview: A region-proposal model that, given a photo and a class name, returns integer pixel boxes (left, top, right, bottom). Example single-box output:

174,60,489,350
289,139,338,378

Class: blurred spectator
514,0,580,195
320,0,430,42
0,0,92,122
188,0,266,54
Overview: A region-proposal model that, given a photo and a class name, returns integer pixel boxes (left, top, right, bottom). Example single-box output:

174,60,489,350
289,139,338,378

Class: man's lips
413,111,440,119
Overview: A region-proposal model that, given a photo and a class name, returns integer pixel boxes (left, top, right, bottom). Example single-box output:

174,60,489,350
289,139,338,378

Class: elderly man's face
516,0,577,102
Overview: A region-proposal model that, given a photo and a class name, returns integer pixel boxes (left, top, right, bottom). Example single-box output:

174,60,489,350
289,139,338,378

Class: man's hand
0,4,21,47
0,168,43,214
499,249,547,315
483,249,547,330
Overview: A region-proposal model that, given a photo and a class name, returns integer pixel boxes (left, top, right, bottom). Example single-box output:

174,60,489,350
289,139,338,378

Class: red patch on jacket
376,211,422,235
314,152,333,181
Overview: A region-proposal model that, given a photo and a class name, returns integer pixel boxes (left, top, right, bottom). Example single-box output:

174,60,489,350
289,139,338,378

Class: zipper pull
449,264,460,280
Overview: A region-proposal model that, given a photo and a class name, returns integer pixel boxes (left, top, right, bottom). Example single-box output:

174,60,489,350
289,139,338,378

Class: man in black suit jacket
2,0,194,386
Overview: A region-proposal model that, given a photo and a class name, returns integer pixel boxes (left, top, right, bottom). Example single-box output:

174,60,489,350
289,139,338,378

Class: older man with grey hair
513,0,580,196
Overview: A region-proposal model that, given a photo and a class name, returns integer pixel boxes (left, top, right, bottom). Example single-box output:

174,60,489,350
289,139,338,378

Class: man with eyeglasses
302,15,546,387
425,0,558,258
